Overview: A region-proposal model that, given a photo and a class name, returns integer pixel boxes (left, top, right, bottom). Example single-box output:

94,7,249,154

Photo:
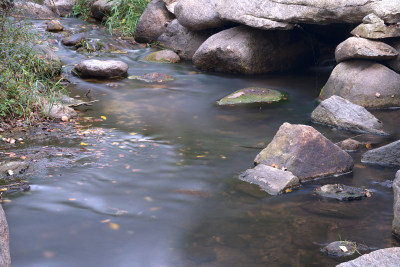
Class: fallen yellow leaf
80,142,88,146
285,188,292,193
108,222,120,230
366,143,372,149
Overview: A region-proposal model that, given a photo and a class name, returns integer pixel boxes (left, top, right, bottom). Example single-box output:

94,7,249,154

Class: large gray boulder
214,0,400,30
335,37,398,63
44,0,75,16
319,60,400,109
158,19,215,60
0,205,10,267
393,170,400,237
311,95,387,135
193,26,313,75
336,247,400,267
351,14,400,39
174,0,227,31
254,123,354,182
387,40,400,73
135,0,174,44
90,0,116,20
362,140,400,166
73,59,128,78
14,2,58,19
239,165,300,195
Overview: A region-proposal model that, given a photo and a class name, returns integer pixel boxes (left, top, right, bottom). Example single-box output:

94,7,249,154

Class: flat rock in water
46,20,63,32
319,60,400,109
336,247,400,267
392,170,400,237
314,184,369,201
157,19,214,60
73,59,129,78
129,72,174,83
254,123,354,182
239,165,300,195
351,14,400,39
362,140,400,166
217,87,286,105
143,50,180,63
335,37,398,63
62,33,85,47
311,95,387,135
336,138,365,151
321,241,369,257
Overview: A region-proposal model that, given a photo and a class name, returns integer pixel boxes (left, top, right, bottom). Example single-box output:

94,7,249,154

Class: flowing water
3,18,400,267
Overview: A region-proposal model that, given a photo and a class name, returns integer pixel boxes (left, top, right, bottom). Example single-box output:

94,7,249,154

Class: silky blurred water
3,18,400,267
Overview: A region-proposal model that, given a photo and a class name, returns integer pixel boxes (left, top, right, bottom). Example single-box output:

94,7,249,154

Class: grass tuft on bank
0,11,65,122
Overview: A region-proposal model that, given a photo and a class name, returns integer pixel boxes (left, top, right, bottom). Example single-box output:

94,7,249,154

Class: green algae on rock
217,87,287,105
142,50,180,63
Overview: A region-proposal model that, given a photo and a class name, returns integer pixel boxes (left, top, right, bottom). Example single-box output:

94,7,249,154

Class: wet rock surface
73,59,129,78
44,0,75,17
336,247,400,267
254,123,354,182
62,33,86,47
143,50,180,63
361,140,400,166
314,184,369,201
193,26,313,74
14,2,58,19
239,165,300,195
321,241,368,257
392,170,400,237
217,87,287,105
158,19,215,60
135,0,174,43
0,205,11,267
46,20,63,32
335,37,398,63
129,72,174,83
311,95,386,135
319,60,400,109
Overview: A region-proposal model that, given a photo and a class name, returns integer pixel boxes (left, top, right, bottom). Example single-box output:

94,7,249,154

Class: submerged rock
135,0,174,43
351,14,400,39
335,37,398,63
217,87,287,106
337,247,400,267
46,20,63,32
254,123,354,182
314,184,369,201
319,60,400,109
129,72,174,83
73,59,129,78
193,26,313,74
0,205,11,267
311,95,387,135
0,162,29,178
62,33,86,47
321,241,368,257
239,165,300,195
336,138,365,151
393,170,400,237
158,19,214,60
143,50,180,63
174,0,227,31
362,140,400,166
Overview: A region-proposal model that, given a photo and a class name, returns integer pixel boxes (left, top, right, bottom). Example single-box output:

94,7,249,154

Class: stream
3,17,400,267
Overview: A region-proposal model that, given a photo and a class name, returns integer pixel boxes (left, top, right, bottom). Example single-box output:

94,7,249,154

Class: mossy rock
128,72,174,83
314,184,368,201
142,50,180,63
217,87,287,105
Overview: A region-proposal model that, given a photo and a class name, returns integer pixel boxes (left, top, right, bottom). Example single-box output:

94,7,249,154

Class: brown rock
46,20,63,32
254,123,354,181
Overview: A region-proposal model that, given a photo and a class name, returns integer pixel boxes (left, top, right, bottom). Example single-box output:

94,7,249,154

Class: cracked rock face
214,0,400,30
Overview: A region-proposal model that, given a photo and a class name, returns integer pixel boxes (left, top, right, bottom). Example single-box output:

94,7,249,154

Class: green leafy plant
105,0,150,37
72,0,92,20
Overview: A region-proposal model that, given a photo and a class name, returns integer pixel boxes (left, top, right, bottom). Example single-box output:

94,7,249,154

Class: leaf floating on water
144,196,153,202
0,188,8,192
80,142,88,146
285,188,292,193
365,189,372,197
100,116,107,120
196,155,206,158
365,143,372,149
101,219,111,223
108,222,120,230
128,76,139,80
7,170,13,176
150,207,162,211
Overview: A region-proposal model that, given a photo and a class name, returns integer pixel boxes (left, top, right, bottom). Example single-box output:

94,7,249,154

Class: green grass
72,0,92,20
0,13,65,122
